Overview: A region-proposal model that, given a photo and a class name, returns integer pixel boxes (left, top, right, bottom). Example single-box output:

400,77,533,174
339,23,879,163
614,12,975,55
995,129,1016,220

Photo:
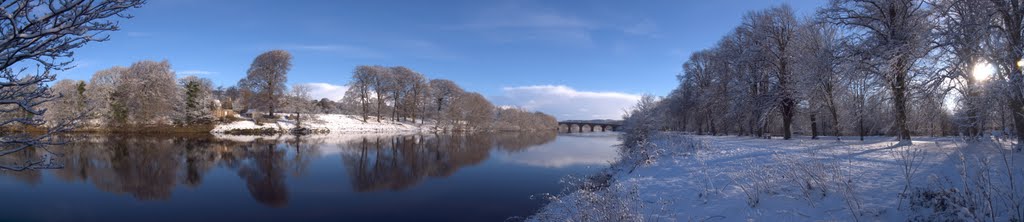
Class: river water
0,132,620,221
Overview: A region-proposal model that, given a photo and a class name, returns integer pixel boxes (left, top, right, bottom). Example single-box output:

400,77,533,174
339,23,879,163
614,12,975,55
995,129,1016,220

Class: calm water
0,132,620,222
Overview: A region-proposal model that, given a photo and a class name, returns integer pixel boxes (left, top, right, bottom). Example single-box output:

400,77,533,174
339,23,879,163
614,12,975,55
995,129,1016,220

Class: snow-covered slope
211,114,433,134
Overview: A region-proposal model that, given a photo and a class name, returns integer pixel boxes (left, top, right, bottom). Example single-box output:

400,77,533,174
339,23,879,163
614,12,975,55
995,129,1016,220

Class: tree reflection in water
341,131,556,192
0,131,556,207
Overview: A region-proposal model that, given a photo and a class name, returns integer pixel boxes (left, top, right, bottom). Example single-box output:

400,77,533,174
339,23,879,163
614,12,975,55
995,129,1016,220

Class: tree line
41,50,555,131
631,0,1024,143
341,65,556,131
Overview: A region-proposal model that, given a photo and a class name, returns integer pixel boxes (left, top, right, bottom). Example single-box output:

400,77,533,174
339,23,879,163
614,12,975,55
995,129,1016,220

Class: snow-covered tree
286,84,315,128
988,0,1024,144
113,60,179,125
179,75,214,124
85,66,127,124
42,79,88,126
0,0,144,167
823,0,934,143
745,5,802,139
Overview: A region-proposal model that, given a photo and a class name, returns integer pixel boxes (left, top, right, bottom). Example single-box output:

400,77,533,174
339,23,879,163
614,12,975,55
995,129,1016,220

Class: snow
211,114,435,134
531,133,1024,221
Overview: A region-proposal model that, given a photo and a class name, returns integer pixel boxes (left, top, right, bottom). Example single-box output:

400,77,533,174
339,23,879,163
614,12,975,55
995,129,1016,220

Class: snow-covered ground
211,114,434,134
531,133,1024,221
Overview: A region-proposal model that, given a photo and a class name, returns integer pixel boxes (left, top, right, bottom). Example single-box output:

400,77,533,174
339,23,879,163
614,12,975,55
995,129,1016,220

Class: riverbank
529,132,1024,221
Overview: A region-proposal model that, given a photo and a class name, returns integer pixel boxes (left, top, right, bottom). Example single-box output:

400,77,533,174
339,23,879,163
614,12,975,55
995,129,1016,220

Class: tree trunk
891,55,912,142
1011,99,1024,146
781,98,795,140
830,105,841,140
810,113,818,140
859,114,865,141
892,81,911,142
376,93,383,123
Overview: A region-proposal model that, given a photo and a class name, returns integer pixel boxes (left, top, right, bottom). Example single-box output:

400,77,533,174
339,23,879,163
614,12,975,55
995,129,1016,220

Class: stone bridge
557,121,621,133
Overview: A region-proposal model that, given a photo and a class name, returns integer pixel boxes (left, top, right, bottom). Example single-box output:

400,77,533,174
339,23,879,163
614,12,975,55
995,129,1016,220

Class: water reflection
0,132,558,207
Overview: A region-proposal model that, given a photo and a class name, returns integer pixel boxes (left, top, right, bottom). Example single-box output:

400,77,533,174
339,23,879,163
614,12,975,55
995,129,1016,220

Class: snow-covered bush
527,173,655,222
619,94,663,167
909,141,1024,222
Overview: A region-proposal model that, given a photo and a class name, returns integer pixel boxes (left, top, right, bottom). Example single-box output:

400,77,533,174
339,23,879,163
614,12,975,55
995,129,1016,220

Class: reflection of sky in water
495,134,620,168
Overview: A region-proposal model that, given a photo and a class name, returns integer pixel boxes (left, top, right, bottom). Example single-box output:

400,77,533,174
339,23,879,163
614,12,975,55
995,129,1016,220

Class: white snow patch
211,114,434,135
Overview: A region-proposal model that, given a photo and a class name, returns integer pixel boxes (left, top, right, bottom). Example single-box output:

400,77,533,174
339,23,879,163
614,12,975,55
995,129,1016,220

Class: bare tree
347,66,375,122
795,23,847,140
0,0,144,169
988,0,1024,145
933,0,995,139
287,84,314,129
428,79,464,126
745,5,801,139
387,66,414,121
369,65,390,122
239,50,292,117
404,70,428,123
452,92,493,130
823,0,933,143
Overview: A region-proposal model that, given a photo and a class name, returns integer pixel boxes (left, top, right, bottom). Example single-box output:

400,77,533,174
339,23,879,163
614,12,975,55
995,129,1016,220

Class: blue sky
61,0,824,120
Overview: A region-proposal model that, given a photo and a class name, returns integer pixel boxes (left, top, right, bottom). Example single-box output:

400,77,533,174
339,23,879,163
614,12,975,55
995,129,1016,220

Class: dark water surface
0,132,619,222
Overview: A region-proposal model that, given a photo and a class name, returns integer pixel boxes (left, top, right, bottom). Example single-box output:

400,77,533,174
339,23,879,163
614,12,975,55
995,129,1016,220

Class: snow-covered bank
531,133,1024,221
211,114,433,134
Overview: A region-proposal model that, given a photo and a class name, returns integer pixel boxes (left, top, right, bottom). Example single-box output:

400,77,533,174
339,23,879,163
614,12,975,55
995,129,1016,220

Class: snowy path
532,133,1023,221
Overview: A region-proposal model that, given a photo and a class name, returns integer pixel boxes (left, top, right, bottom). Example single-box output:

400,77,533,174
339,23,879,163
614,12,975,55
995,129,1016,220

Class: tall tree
428,79,464,122
823,0,933,143
989,0,1024,145
935,0,995,139
240,50,292,117
795,23,847,140
179,75,214,124
369,66,390,122
114,60,179,125
745,5,801,139
347,66,375,122
287,84,314,128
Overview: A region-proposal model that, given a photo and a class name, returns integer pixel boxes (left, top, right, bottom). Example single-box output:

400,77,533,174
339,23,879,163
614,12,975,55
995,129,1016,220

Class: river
0,132,620,221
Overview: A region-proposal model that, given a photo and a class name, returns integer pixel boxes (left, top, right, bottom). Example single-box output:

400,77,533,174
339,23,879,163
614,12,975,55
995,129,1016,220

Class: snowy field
531,133,1024,221
211,114,433,134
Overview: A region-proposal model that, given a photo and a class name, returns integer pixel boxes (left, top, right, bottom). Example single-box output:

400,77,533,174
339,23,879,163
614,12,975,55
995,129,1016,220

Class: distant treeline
38,50,556,132
340,65,556,131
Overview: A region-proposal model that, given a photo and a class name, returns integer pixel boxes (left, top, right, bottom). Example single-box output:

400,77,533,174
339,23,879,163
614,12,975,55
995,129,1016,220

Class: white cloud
299,82,349,101
492,85,641,120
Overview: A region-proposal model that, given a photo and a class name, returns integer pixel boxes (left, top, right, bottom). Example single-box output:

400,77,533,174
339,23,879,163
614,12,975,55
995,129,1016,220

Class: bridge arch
557,121,621,133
